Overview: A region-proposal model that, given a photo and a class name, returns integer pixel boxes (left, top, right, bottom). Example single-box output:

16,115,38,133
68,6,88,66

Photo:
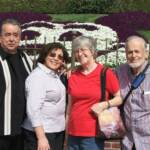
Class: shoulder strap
131,63,149,89
100,66,108,102
123,63,149,105
101,64,149,105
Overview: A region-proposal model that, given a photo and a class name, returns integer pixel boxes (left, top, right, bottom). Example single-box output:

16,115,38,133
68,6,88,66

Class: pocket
132,89,150,111
140,136,150,144
142,91,150,110
136,119,150,136
45,90,61,104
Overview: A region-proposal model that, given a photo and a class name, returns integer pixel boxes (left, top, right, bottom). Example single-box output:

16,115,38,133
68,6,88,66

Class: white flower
20,21,126,65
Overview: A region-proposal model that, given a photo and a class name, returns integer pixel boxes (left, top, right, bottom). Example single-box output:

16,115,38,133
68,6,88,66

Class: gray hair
72,35,97,52
125,35,148,51
0,18,21,35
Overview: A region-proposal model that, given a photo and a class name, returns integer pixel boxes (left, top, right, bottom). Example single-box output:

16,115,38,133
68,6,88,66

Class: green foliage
137,30,150,42
0,0,150,14
50,14,106,23
65,0,113,13
105,63,117,68
0,0,68,13
109,0,150,13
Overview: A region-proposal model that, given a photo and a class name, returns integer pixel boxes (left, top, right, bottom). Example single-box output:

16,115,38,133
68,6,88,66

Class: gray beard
128,59,145,69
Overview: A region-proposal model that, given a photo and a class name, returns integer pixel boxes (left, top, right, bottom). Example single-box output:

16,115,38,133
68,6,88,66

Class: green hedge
0,0,150,13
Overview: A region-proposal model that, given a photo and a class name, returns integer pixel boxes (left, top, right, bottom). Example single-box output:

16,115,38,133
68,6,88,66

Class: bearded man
116,35,150,150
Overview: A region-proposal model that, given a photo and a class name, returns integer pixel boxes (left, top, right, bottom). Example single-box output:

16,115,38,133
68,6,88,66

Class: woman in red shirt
67,36,122,150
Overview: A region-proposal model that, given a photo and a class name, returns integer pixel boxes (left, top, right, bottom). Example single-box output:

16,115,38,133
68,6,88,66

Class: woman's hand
63,132,68,150
91,102,108,116
37,136,50,150
34,126,50,150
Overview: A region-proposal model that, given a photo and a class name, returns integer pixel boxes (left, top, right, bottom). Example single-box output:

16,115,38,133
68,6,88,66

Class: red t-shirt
68,64,119,136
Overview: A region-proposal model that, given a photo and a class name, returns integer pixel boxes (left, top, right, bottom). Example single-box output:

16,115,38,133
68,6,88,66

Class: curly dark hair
37,42,69,64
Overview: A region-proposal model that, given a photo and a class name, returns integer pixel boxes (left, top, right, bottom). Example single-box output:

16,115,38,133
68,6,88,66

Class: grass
138,30,150,42
49,14,107,23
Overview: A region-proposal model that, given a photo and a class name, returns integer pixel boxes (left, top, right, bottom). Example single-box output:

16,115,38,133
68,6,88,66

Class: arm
91,68,123,116
107,90,122,107
91,90,122,116
25,74,50,150
26,75,45,128
34,126,50,150
64,95,72,150
65,95,72,133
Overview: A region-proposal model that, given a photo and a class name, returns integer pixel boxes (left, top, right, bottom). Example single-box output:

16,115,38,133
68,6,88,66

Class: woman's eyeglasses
49,52,64,61
74,48,89,54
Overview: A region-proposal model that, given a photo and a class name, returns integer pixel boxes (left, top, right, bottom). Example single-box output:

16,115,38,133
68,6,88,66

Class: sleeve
106,68,120,95
25,73,46,127
0,64,5,105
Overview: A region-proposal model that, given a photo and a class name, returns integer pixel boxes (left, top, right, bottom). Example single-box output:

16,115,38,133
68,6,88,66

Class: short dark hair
38,42,69,64
0,18,21,35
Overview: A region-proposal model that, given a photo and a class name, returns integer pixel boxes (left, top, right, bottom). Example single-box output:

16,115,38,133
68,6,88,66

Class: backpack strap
100,66,108,102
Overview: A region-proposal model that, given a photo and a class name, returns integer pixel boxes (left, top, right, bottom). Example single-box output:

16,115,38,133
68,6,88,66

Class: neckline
79,63,99,77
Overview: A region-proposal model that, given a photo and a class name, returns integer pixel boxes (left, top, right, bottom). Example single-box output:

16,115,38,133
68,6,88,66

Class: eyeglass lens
49,52,64,60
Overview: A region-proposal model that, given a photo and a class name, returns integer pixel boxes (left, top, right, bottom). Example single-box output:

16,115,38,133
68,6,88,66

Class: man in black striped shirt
0,19,32,150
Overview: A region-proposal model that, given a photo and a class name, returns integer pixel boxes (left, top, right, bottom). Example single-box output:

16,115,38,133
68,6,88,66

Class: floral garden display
95,11,150,42
21,20,123,66
3,12,149,66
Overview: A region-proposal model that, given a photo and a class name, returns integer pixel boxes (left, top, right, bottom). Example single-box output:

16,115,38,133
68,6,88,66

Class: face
0,23,21,54
44,48,64,71
74,46,95,66
126,39,147,70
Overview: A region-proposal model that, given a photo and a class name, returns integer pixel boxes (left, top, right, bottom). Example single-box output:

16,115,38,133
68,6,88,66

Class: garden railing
20,35,125,68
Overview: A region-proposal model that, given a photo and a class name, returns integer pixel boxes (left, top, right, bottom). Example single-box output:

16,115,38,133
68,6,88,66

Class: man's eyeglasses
49,52,64,61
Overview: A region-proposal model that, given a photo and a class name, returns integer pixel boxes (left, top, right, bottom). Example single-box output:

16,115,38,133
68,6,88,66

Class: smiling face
126,38,148,71
0,23,21,54
74,46,95,67
72,36,96,67
44,48,64,71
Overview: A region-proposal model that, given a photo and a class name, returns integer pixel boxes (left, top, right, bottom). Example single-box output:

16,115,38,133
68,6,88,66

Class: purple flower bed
63,24,98,31
21,30,41,40
95,11,150,42
0,12,52,24
59,31,82,41
21,22,55,29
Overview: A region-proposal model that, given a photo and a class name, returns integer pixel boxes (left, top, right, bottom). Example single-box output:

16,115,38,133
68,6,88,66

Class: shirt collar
0,47,9,60
37,63,59,77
